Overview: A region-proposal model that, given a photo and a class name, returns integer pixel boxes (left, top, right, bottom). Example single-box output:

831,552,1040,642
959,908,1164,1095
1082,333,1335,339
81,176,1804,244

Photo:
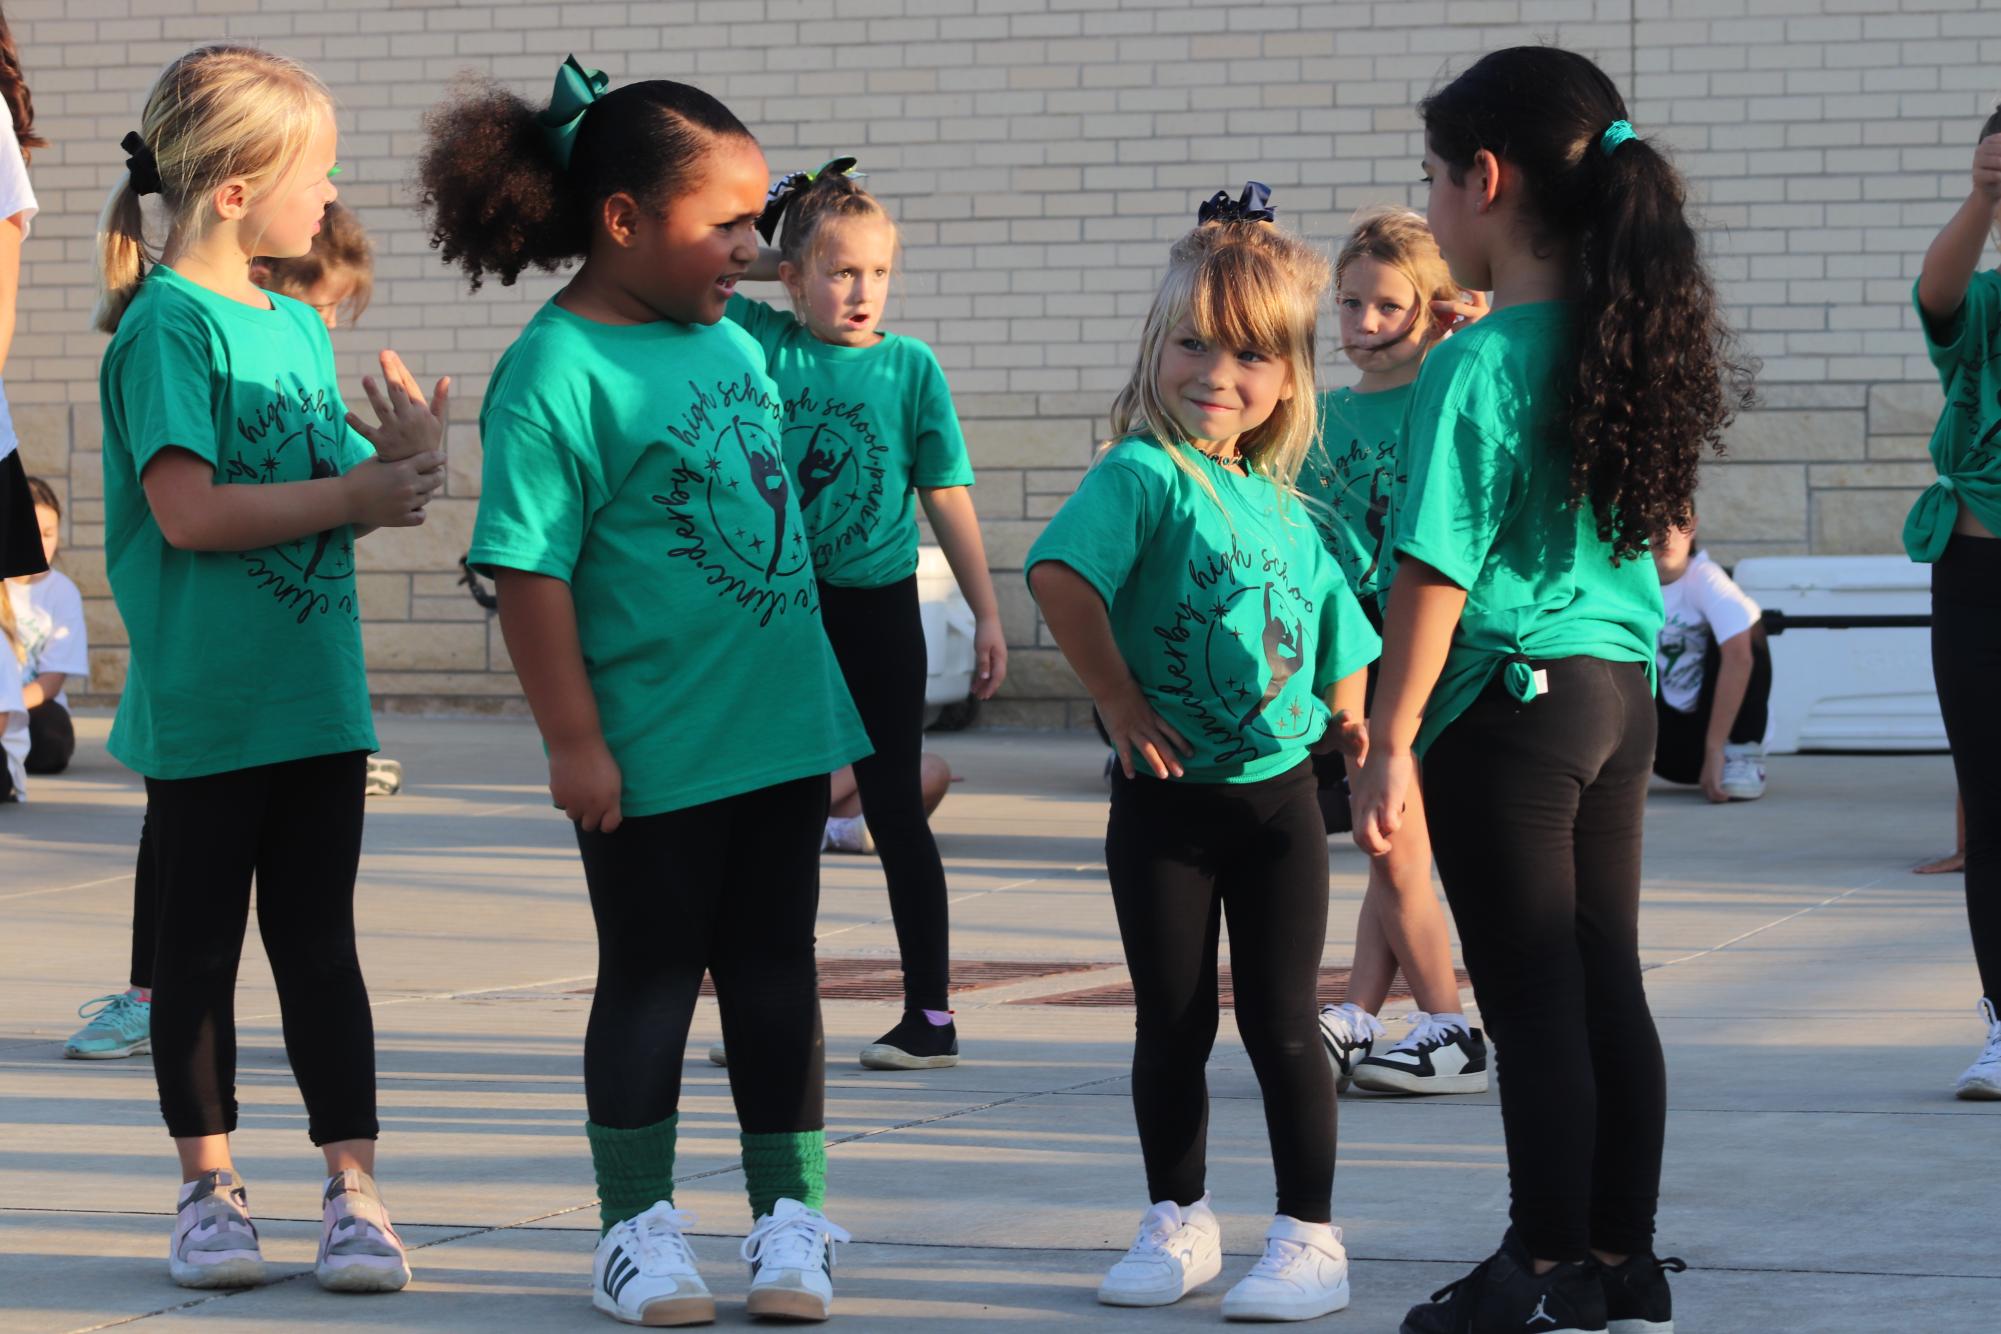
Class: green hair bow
538,55,610,170
756,157,863,242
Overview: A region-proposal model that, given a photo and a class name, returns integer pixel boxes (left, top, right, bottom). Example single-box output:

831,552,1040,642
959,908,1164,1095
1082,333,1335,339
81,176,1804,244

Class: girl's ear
600,192,644,248
778,258,803,303
211,179,252,221
1470,148,1503,214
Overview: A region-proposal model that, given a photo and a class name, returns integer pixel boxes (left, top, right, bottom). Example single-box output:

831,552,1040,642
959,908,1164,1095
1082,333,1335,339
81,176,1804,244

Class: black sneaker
1400,1229,1607,1334
1598,1252,1684,1334
858,1009,960,1070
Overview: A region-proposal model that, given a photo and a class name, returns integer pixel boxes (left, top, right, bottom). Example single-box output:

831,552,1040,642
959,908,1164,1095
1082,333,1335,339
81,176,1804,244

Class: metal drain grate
1021,966,1473,1010
567,958,1110,1003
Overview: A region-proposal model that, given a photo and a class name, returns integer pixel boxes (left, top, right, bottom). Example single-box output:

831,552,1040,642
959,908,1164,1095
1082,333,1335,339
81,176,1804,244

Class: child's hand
342,451,446,529
1975,134,2001,205
1429,288,1491,338
549,737,623,833
1098,679,1191,780
973,615,1008,699
1350,746,1414,857
348,351,451,463
1324,708,1368,767
1700,745,1729,804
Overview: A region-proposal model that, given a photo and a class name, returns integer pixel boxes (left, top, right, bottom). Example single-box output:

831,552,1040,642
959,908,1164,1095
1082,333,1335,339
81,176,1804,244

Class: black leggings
819,577,950,1011
26,700,75,774
1653,622,1772,784
131,812,158,990
577,774,829,1134
1423,657,1664,1262
1105,759,1336,1223
1934,534,2001,1001
145,751,377,1144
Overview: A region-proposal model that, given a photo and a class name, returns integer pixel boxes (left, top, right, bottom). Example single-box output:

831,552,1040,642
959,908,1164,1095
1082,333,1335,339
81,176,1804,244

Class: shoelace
1123,1206,1187,1260
628,1203,700,1275
741,1209,851,1274
1320,1004,1385,1048
1425,1253,1494,1304
77,992,143,1025
1243,1237,1312,1281
1391,1012,1468,1054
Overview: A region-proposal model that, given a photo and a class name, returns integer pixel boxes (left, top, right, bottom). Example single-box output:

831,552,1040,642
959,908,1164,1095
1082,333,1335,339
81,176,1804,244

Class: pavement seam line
1650,875,1882,971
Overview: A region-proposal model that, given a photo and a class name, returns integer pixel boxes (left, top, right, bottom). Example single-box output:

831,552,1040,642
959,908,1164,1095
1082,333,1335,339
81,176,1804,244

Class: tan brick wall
7,0,1990,728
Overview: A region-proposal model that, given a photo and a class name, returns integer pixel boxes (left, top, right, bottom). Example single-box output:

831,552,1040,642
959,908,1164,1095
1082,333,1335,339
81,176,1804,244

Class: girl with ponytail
1348,46,1751,1334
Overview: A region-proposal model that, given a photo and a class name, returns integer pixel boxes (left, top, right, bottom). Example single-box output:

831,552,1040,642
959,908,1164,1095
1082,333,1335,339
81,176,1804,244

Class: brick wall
7,0,1988,728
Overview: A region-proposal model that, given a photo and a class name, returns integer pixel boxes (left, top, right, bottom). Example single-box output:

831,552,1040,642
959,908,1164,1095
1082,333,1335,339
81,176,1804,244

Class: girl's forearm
921,486,1001,620
1328,665,1366,722
1029,562,1133,701
1918,192,1993,323
143,451,358,552
1704,635,1753,754
492,570,606,751
1371,559,1467,754
22,672,63,709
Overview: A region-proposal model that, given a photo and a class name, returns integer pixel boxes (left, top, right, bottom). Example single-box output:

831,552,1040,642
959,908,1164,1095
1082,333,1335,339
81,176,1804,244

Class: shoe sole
1348,1067,1488,1095
858,1046,959,1070
1955,1079,2001,1100
591,1290,717,1326
1223,1276,1350,1321
1610,1319,1673,1333
66,1039,150,1059
316,1257,411,1292
170,1255,264,1288
744,1286,831,1321
1720,788,1764,801
1097,1251,1222,1306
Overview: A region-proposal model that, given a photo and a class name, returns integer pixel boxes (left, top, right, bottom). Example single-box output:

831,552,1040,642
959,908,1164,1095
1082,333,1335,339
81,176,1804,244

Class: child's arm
20,671,62,710
1698,628,1754,803
1322,667,1369,765
0,212,23,380
142,447,444,551
1350,558,1467,857
919,485,1008,698
1030,560,1189,779
348,350,451,464
1918,134,2001,324
492,569,623,832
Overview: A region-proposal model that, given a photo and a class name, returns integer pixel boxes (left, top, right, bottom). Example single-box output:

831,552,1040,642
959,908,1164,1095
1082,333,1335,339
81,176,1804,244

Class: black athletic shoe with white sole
1351,1015,1489,1095
1598,1252,1684,1334
1399,1229,1607,1334
858,1009,960,1069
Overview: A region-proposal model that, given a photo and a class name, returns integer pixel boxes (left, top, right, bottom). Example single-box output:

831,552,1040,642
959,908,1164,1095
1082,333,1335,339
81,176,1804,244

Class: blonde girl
1028,185,1378,1322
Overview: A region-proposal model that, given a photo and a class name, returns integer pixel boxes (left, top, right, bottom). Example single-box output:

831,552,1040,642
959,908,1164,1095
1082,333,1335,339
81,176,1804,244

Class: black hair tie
121,131,162,197
1199,181,1275,224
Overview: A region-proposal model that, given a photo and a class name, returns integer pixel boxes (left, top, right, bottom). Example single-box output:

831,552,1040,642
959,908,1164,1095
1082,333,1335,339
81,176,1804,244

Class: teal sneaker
65,991,151,1059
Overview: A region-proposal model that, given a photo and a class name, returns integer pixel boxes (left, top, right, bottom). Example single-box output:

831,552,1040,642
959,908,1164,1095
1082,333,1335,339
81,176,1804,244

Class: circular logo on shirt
1202,578,1319,741
705,415,809,582
787,419,863,540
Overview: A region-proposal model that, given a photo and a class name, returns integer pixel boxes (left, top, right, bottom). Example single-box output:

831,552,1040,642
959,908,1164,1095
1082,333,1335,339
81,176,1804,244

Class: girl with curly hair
1347,47,1751,1334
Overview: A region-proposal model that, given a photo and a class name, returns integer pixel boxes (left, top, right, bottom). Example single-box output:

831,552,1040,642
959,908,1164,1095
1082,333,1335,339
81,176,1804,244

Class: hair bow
537,55,611,170
755,156,862,242
1199,181,1274,225
121,131,163,197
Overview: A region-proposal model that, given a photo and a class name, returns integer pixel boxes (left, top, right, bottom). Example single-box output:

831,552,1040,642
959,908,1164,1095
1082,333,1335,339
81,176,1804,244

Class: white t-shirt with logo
0,113,35,466
9,568,86,707
1656,549,1761,715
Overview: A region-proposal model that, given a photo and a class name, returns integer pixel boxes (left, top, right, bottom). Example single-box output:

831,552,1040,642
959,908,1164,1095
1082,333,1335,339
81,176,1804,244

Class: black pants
1423,657,1664,1261
818,577,950,1011
1105,759,1337,1223
131,811,158,990
26,700,74,774
576,775,829,1134
1653,622,1771,784
1934,534,2001,1001
0,450,47,578
145,751,377,1144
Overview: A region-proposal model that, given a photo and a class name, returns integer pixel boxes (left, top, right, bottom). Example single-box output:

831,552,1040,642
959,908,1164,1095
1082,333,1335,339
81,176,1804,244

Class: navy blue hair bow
756,156,861,242
1199,181,1274,225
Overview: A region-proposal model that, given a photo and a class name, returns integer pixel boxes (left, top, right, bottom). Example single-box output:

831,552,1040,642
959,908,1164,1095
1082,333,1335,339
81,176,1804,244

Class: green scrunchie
539,55,610,170
1600,119,1637,157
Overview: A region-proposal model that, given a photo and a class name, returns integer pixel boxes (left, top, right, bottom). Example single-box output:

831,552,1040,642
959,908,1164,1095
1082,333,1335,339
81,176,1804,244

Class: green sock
740,1129,826,1218
587,1113,677,1234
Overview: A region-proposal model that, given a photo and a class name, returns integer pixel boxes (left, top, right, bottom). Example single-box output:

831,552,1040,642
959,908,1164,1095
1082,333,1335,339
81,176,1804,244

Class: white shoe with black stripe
1350,1013,1489,1094
591,1202,714,1326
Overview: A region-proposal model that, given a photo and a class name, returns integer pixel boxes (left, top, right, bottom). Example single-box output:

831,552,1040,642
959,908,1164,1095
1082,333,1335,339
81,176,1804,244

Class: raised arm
1918,134,2001,324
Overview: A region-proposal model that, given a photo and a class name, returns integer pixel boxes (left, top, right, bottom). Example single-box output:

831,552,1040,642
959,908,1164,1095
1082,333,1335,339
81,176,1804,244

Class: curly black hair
415,71,754,291
1421,46,1756,561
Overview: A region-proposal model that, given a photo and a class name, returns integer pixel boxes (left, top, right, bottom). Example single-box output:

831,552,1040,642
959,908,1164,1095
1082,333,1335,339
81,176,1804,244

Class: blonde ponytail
93,179,150,334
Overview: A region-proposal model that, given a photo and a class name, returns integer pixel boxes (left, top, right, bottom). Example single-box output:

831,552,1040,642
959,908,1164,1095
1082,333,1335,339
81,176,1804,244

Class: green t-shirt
98,265,377,779
1303,383,1413,603
1906,271,2001,560
725,294,974,588
1393,302,1662,756
1026,438,1381,783
469,299,870,817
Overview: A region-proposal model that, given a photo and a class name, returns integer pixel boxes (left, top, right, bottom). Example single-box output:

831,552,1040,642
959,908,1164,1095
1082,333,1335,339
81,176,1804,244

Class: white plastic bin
915,545,977,724
1730,554,1943,753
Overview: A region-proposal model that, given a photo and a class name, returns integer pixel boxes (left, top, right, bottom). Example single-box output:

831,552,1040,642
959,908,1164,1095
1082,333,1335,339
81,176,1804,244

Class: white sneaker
1096,1194,1223,1307
316,1168,410,1292
1349,1013,1490,1095
1317,1003,1384,1094
169,1169,265,1289
824,815,875,855
1220,1216,1351,1322
592,1201,714,1326
1956,997,2001,1101
1719,742,1766,800
741,1197,849,1321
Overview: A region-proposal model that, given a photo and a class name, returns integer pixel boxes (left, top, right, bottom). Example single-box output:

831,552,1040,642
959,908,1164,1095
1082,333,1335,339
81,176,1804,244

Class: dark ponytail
1421,46,1754,561
416,72,754,291
0,8,44,161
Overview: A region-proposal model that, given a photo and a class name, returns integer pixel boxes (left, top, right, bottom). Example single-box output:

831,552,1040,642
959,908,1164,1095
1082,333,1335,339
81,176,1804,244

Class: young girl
9,476,86,774
96,44,448,1293
1302,207,1488,1097
64,205,385,1062
1348,48,1748,1334
0,6,43,584
1029,186,1378,1323
420,57,870,1325
1911,103,2001,1100
729,159,1006,1070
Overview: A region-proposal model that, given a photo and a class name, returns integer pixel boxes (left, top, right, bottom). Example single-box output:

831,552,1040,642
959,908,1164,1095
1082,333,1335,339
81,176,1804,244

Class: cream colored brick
1812,489,1920,555
363,621,489,672
1867,381,1946,436
12,403,71,475
1721,410,1865,461
354,498,478,573
961,418,1099,469
1698,464,1807,541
